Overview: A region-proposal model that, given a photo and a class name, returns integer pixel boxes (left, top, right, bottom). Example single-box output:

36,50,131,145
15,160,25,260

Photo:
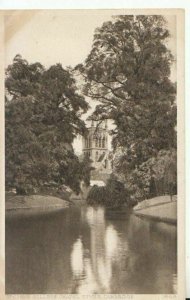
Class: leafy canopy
5,55,90,194
78,15,177,200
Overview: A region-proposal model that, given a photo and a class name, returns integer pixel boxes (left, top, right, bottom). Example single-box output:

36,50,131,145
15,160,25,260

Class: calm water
6,205,177,294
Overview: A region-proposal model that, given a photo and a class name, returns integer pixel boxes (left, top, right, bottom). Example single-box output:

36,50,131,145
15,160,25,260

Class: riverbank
133,195,177,224
6,194,70,215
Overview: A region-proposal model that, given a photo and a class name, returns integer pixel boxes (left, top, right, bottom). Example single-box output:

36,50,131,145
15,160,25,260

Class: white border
0,0,189,298
0,0,188,9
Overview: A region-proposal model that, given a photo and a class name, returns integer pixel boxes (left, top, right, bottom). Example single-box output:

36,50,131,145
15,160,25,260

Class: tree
77,15,177,200
115,148,177,201
87,175,130,207
5,55,89,194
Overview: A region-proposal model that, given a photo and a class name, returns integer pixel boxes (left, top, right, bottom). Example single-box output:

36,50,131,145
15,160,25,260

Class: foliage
87,185,107,205
114,148,177,201
87,175,132,207
79,155,94,187
5,55,90,194
78,15,177,201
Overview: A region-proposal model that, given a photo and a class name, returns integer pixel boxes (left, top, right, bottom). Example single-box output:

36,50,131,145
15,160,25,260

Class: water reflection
6,205,177,294
71,207,116,293
71,238,84,277
105,225,121,259
70,206,177,294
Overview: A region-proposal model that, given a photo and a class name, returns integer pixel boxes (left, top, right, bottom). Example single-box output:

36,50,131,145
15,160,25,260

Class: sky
5,10,177,154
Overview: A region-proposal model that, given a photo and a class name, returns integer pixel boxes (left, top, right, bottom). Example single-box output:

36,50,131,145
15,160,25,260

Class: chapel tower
82,120,109,169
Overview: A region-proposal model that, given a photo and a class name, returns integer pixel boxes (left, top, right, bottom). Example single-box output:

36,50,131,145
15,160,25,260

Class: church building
82,120,113,181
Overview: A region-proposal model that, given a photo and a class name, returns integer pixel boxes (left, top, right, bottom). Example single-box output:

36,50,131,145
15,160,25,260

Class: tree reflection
70,207,177,294
70,206,121,293
70,238,84,277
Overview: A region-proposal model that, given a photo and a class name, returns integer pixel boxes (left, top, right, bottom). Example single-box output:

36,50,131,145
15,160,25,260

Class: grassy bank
133,195,177,224
5,194,69,212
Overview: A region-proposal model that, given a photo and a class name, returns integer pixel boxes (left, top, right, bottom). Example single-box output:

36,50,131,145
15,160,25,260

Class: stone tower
83,120,109,168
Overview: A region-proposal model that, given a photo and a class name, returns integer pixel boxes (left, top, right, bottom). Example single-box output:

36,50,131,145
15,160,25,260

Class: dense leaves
87,175,132,207
79,15,177,201
114,148,177,201
5,55,90,194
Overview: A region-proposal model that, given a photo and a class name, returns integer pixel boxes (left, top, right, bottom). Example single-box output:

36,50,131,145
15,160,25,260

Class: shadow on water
6,205,177,294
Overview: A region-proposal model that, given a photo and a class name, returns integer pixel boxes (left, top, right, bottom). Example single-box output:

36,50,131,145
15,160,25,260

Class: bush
87,185,107,205
87,176,130,207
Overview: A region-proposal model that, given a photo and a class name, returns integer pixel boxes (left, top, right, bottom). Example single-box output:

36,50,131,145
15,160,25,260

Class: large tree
5,55,90,194
77,15,177,200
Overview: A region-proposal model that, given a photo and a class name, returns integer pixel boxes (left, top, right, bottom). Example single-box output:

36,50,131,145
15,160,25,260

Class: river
6,205,177,294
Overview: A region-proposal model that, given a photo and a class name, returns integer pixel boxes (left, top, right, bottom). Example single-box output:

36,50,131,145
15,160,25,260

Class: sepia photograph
2,9,185,297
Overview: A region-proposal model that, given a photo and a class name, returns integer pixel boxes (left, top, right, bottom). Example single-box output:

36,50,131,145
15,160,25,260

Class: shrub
87,175,131,207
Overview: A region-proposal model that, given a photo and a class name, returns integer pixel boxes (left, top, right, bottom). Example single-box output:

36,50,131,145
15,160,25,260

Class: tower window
95,138,98,147
89,137,92,148
102,137,105,148
96,151,99,161
104,159,107,169
99,137,101,148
